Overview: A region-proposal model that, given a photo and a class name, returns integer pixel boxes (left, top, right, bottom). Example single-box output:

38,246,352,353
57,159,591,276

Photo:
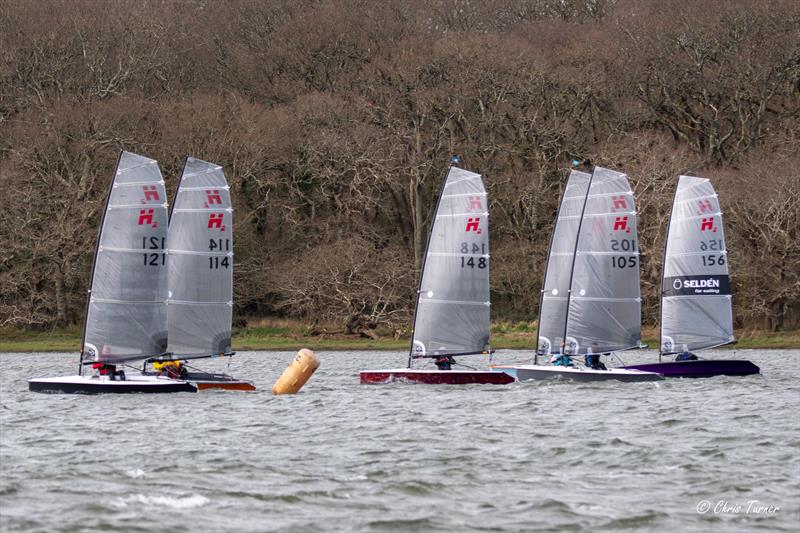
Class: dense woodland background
1,0,799,337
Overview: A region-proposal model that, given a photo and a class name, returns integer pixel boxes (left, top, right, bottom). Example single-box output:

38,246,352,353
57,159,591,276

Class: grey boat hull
491,365,663,382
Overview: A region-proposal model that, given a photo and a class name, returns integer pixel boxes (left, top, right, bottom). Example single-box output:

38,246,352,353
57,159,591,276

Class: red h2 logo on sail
611,195,628,211
465,217,482,234
698,199,713,214
142,185,160,203
137,209,157,228
467,196,483,211
700,217,717,232
205,190,222,207
613,216,631,233
208,213,225,232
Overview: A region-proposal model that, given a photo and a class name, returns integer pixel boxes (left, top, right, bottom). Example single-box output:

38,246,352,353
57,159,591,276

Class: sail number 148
460,242,487,269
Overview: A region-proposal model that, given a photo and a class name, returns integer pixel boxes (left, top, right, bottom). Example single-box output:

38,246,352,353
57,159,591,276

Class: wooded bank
1,0,798,335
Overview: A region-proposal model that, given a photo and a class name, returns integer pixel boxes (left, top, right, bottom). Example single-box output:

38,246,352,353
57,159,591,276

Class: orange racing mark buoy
272,349,320,395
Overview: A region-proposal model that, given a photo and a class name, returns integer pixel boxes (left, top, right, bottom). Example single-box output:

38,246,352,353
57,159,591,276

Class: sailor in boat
153,360,188,379
434,355,456,371
584,343,608,370
550,353,573,367
675,344,699,362
91,362,125,381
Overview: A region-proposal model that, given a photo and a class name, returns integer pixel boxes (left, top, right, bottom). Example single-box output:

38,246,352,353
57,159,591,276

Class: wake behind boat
360,160,510,385
622,175,759,378
491,165,661,382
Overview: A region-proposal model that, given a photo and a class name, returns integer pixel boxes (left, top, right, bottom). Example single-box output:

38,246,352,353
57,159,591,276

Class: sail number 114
209,238,231,269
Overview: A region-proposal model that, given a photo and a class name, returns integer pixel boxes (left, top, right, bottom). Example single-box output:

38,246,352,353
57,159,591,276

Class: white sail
537,170,591,355
411,166,490,357
83,151,168,363
564,167,641,355
660,175,734,353
166,158,233,357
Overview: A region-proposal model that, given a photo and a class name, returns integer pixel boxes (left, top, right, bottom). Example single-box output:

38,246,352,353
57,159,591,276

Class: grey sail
537,170,591,355
564,166,641,355
660,175,734,353
83,151,168,363
167,157,233,357
411,167,490,357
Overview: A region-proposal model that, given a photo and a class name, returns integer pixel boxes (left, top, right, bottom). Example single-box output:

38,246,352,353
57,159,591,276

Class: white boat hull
28,374,197,394
490,365,663,382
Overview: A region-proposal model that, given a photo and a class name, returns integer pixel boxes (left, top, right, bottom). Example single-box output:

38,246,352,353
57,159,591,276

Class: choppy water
1,349,799,532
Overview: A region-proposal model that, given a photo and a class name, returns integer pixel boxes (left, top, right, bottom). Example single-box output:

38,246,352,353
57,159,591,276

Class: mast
657,181,680,362
407,157,457,368
560,167,596,356
78,150,123,376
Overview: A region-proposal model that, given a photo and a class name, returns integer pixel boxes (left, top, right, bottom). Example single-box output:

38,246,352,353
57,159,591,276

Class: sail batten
660,175,734,353
563,167,642,355
410,166,491,358
166,157,234,357
82,151,169,364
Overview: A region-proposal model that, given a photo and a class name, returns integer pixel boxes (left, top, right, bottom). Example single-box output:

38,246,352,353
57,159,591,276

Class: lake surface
1,349,799,532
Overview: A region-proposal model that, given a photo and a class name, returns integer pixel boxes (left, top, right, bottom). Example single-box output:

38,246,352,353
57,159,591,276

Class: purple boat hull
622,359,759,378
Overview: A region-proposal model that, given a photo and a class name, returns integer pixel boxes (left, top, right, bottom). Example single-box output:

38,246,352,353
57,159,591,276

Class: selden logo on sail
663,275,730,296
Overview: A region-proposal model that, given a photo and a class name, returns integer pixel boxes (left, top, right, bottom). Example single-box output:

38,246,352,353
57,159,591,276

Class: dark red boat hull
360,370,515,385
622,359,759,378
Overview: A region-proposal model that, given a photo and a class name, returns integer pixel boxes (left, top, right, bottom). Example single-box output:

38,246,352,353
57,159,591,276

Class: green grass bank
1,321,798,353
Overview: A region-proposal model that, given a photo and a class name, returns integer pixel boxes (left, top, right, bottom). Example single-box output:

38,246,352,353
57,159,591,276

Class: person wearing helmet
675,344,698,361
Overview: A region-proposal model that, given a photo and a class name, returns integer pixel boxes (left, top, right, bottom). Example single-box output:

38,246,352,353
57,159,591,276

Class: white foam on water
124,468,145,479
112,493,209,510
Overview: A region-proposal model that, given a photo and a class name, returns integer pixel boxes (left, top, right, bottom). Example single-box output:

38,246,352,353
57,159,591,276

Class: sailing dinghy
143,157,255,391
491,166,662,382
360,163,513,385
29,151,196,393
622,175,759,377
